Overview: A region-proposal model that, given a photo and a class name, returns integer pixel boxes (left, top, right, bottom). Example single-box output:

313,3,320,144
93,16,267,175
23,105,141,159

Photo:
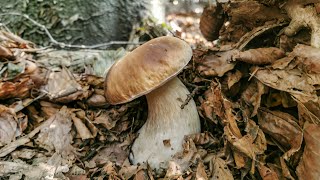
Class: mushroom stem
130,77,201,169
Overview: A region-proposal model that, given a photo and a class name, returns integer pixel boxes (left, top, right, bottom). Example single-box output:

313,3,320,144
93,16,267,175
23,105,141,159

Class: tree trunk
0,0,149,46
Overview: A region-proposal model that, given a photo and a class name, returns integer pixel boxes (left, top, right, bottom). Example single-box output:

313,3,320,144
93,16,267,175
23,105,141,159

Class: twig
0,12,144,49
181,86,200,109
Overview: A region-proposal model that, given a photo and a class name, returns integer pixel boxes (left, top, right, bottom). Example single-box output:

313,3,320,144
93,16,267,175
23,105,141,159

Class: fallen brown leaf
226,70,243,89
72,114,93,140
254,67,320,103
0,77,34,100
90,143,128,167
43,67,84,102
296,123,320,180
35,106,73,157
195,162,208,180
197,50,237,77
258,108,303,160
232,47,285,65
209,155,233,180
257,163,279,180
241,80,267,117
0,105,18,146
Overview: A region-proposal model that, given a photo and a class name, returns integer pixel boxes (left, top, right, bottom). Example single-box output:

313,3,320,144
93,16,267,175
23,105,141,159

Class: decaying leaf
296,123,320,180
257,163,279,180
0,45,13,59
0,153,69,179
93,110,118,130
118,159,141,180
199,2,225,41
197,50,237,77
90,143,128,167
232,47,285,65
225,70,243,89
165,161,183,179
43,67,84,102
220,0,288,44
254,66,320,103
209,155,233,180
11,149,37,160
241,80,267,117
35,106,73,156
72,115,93,140
258,108,303,159
171,138,200,173
0,77,34,100
186,132,219,147
103,161,121,179
297,100,320,124
195,162,208,179
291,44,320,73
0,105,17,146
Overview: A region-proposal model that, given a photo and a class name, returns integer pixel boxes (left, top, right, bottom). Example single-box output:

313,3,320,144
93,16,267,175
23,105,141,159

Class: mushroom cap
104,36,192,104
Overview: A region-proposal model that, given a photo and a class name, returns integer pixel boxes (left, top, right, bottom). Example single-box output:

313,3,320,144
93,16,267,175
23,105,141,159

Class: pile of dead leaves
1,0,320,179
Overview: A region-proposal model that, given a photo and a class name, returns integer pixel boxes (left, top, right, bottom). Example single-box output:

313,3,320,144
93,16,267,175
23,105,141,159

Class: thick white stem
130,77,201,169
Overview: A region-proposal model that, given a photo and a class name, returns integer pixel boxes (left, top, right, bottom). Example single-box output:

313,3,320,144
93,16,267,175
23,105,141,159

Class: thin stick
181,86,200,109
0,13,144,49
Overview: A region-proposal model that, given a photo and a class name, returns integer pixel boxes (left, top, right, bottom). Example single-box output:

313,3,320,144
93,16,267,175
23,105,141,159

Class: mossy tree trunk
0,0,149,46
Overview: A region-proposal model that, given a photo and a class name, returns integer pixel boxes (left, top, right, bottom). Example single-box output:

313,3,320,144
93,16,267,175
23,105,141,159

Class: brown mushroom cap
104,36,192,104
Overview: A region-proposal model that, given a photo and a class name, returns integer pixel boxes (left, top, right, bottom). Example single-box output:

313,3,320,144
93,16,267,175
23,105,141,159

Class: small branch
0,12,144,49
181,86,200,109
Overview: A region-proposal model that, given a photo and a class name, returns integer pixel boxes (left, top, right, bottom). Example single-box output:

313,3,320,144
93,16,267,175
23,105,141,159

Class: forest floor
1,1,320,179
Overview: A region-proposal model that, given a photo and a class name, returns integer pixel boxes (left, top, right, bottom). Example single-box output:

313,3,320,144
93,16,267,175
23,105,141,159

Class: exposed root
284,1,320,48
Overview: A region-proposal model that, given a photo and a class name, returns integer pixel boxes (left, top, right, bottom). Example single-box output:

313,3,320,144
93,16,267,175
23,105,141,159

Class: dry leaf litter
1,0,320,179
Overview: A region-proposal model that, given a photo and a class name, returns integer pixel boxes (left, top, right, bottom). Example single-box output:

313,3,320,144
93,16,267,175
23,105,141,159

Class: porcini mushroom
104,36,201,169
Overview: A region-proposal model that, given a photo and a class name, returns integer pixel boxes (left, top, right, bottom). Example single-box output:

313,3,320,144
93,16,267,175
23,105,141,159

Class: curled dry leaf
43,67,84,102
0,77,34,100
257,163,279,180
199,2,225,41
71,115,93,140
103,162,120,179
195,162,208,180
226,70,242,89
11,149,37,160
39,101,61,119
289,44,320,74
254,67,320,103
297,100,320,124
296,123,320,180
0,105,17,146
209,155,233,180
35,106,73,157
220,1,288,44
241,80,267,117
171,138,200,173
93,111,117,130
257,108,303,160
165,161,183,179
245,120,267,155
0,160,68,179
280,157,295,180
118,159,141,180
134,169,150,180
0,45,13,60
90,143,128,167
197,50,237,77
186,132,219,147
232,47,285,65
